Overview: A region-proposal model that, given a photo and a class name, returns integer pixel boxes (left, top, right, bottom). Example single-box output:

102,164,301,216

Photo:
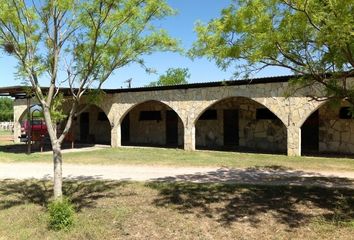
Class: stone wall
74,105,111,144
196,98,287,152
319,102,354,154
122,101,184,146
11,78,354,156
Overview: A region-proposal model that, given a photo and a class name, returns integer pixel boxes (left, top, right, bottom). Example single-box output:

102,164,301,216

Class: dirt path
0,163,353,188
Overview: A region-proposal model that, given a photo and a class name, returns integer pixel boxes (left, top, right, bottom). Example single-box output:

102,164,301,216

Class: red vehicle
20,119,48,142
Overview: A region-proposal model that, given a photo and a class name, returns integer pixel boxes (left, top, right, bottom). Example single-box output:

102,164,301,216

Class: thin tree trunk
52,142,63,199
42,105,64,200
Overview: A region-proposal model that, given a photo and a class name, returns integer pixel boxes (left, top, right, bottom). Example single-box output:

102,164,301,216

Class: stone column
13,99,28,143
13,121,21,143
184,123,196,151
287,125,301,156
111,124,121,148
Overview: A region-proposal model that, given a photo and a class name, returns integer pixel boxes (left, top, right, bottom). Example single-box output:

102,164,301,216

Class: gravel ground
0,163,353,188
0,163,215,181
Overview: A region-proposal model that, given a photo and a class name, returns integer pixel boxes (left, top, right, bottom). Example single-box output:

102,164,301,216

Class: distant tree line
0,98,13,121
147,68,190,87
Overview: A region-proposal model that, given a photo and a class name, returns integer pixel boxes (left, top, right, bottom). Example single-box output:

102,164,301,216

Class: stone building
1,75,353,156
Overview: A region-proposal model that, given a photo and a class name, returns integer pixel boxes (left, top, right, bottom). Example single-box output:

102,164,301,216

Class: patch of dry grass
0,142,354,173
0,179,353,239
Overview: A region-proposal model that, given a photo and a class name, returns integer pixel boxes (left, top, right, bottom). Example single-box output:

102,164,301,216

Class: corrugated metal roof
0,75,296,98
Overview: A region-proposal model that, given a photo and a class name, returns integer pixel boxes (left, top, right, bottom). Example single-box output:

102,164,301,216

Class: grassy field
0,179,353,239
0,130,11,136
1,130,354,173
1,133,354,239
0,142,354,172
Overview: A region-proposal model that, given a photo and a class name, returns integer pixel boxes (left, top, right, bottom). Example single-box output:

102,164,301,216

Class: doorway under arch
301,100,354,156
70,104,111,145
120,100,184,148
195,97,287,153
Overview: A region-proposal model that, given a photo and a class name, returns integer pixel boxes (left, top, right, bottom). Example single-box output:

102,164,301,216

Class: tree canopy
0,97,13,121
191,0,354,104
0,0,178,199
147,67,190,86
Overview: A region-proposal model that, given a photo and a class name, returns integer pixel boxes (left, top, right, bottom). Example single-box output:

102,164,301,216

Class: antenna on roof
124,78,132,88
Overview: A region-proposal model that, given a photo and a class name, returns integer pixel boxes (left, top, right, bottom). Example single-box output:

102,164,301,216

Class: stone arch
194,96,287,153
192,97,288,127
300,99,354,155
18,103,43,122
76,102,110,117
117,99,185,127
119,100,184,148
297,100,328,128
72,104,111,145
74,97,113,125
13,102,43,143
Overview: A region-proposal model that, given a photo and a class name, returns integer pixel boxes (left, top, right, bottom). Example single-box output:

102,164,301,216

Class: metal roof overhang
0,86,29,99
0,75,295,98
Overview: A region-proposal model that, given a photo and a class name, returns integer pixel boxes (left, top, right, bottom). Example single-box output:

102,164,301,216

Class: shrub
48,198,75,231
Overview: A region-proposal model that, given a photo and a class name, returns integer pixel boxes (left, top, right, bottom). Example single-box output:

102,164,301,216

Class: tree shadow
0,142,102,154
147,167,354,228
0,179,127,211
150,165,354,188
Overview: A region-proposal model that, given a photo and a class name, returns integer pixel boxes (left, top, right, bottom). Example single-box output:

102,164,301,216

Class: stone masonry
12,77,354,156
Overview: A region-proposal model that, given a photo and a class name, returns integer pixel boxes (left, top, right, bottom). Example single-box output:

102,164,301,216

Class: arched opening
301,100,354,156
120,100,184,148
18,104,47,143
14,103,111,151
12,103,51,153
19,104,43,120
195,97,287,153
70,104,111,145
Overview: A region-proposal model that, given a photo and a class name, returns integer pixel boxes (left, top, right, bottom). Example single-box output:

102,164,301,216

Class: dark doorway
80,112,89,142
223,109,239,147
301,110,319,154
121,113,130,145
166,110,179,146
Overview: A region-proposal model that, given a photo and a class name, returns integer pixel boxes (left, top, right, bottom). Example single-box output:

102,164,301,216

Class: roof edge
0,75,297,97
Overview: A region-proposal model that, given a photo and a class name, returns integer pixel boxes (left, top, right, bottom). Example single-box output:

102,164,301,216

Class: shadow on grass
0,179,127,211
148,166,354,228
151,165,354,188
0,143,101,154
148,182,354,228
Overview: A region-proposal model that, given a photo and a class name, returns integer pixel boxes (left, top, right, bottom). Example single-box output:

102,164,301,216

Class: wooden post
26,97,32,154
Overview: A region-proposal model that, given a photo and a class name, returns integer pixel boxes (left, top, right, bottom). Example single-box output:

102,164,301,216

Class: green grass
0,130,354,172
0,144,354,172
0,130,11,136
0,179,353,239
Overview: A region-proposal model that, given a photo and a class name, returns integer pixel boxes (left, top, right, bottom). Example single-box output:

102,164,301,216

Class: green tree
0,0,178,199
0,97,13,122
147,67,190,86
191,0,354,105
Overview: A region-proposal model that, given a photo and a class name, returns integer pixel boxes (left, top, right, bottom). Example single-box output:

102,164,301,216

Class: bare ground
0,179,353,239
0,163,353,189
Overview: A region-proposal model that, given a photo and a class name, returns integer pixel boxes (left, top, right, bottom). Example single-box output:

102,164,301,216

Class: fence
0,122,14,131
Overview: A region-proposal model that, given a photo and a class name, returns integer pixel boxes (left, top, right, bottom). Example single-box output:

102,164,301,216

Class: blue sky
0,0,291,89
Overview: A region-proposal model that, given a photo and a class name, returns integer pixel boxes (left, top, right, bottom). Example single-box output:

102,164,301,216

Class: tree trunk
42,105,65,200
52,142,63,199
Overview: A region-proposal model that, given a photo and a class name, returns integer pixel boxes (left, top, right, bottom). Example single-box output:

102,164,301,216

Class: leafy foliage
0,97,13,121
191,0,354,104
0,0,178,199
147,67,190,86
50,93,67,123
48,198,75,231
0,0,179,142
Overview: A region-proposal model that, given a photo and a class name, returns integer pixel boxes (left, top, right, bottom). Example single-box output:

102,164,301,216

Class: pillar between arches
287,125,301,156
111,124,121,148
183,122,195,151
